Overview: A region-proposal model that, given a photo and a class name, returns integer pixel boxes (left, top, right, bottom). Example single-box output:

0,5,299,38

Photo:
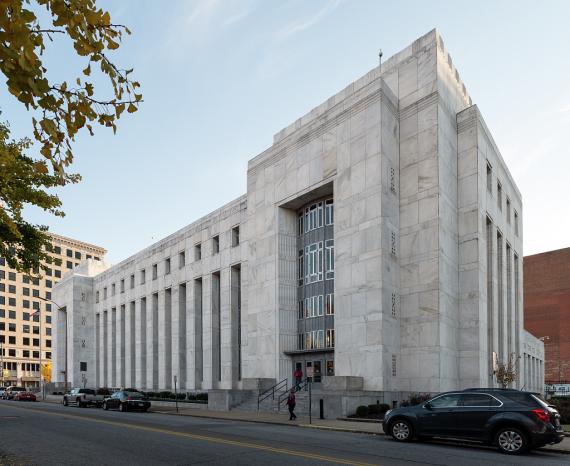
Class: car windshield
13,387,26,392
126,391,144,399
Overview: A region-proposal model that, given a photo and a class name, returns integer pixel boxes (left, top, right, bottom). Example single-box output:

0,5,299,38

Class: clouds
276,0,342,40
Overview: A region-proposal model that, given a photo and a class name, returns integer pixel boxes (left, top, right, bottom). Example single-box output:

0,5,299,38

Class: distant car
103,391,150,412
13,391,36,402
5,386,27,400
0,388,6,399
63,388,105,408
383,388,564,455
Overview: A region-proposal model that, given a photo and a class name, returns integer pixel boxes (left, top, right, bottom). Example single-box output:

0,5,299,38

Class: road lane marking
0,404,379,466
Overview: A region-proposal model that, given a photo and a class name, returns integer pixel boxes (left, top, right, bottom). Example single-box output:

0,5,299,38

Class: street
0,401,567,465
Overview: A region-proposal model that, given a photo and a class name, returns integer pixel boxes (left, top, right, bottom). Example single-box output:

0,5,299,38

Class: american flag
31,309,40,316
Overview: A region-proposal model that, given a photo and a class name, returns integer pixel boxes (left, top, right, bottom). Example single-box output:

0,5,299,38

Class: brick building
524,247,570,383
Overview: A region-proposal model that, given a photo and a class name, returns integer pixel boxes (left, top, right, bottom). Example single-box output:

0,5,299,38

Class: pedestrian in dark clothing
286,389,297,420
293,368,303,390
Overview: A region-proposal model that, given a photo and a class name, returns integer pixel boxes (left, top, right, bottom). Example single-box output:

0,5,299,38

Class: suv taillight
532,408,550,423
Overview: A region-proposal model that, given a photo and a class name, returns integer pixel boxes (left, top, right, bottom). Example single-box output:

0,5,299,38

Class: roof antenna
378,49,383,72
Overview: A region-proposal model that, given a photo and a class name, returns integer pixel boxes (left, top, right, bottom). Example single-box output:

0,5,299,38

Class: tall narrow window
326,329,335,348
212,235,220,254
140,269,146,284
497,181,502,211
120,279,125,293
179,251,186,268
231,226,240,247
165,257,171,275
305,242,323,283
152,263,158,280
325,239,334,280
325,199,334,225
195,243,202,261
130,274,135,289
506,198,511,224
325,294,334,315
486,162,492,192
297,250,304,286
514,211,519,236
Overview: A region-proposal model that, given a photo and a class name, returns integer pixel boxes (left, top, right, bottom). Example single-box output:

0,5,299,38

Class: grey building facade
53,30,542,413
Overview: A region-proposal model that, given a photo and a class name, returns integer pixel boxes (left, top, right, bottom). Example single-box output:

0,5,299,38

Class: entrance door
313,361,322,383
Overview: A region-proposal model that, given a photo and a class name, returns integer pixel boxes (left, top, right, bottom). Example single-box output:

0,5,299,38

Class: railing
277,378,310,410
257,378,288,411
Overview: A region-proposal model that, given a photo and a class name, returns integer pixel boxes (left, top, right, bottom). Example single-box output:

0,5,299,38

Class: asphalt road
0,400,567,466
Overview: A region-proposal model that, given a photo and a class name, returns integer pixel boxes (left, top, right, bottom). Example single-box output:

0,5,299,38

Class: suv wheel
63,398,68,406
119,402,126,412
103,401,108,410
496,427,528,454
390,419,413,442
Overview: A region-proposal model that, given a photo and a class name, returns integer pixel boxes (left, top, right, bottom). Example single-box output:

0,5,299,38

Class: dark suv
383,389,564,454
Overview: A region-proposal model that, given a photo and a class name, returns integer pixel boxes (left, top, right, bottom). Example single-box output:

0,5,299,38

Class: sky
2,0,570,264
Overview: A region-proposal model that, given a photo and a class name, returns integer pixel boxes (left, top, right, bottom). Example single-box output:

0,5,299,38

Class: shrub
196,392,208,401
356,405,369,417
368,403,390,414
159,391,173,399
401,393,431,407
176,393,186,400
187,392,196,401
550,397,570,424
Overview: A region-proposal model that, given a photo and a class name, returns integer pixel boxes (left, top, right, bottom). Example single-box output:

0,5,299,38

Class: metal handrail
257,378,288,411
278,378,309,409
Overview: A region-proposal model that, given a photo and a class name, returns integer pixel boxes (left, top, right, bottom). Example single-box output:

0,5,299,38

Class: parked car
5,386,27,400
0,388,6,399
383,388,565,455
103,390,150,412
13,391,36,402
63,388,105,408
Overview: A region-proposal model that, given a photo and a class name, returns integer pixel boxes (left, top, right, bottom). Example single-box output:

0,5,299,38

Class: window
8,297,16,307
103,287,107,299
45,303,51,312
112,283,116,296
8,349,16,357
304,201,324,233
75,251,81,260
80,362,87,372
231,226,240,247
326,329,335,348
179,251,186,268
45,280,52,288
23,337,30,346
429,394,461,408
33,339,40,347
23,300,30,309
86,254,92,259
23,350,30,358
46,315,51,324
325,239,334,280
22,287,30,296
8,310,16,319
8,284,16,294
298,213,304,235
66,249,73,257
506,198,511,224
33,326,39,335
165,258,171,275
194,243,202,261
23,312,30,321
140,269,146,284
212,235,220,254
45,268,52,277
304,330,325,349
9,271,16,281
152,263,158,280
304,295,324,318
325,294,335,315
23,324,30,333
120,279,125,293
8,336,16,345
55,269,61,278
514,211,519,236
32,289,39,297
486,162,492,192
33,351,39,358
297,250,304,286
8,323,16,332
460,394,501,407
46,352,51,359
96,291,100,303
305,242,323,283
497,181,502,210
298,300,304,319
54,246,61,254
130,274,135,289
66,261,73,269
46,339,51,348
392,355,397,376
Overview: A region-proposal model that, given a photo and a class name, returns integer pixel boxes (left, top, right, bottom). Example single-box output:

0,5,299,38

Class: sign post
174,375,179,413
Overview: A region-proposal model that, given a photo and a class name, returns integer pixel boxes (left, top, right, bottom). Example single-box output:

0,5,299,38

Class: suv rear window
79,389,96,395
500,392,541,407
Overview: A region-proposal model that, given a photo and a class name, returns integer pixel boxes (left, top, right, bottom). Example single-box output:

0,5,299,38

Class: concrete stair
232,388,312,416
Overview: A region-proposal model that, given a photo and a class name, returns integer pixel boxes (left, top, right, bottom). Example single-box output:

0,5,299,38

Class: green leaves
0,0,142,273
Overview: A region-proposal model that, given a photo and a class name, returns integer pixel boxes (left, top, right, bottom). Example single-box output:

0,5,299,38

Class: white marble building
53,30,543,409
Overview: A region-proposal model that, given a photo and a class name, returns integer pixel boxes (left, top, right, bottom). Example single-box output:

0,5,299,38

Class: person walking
293,367,303,390
286,389,297,420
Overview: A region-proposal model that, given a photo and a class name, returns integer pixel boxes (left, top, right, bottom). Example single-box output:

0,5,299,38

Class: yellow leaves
83,63,91,76
127,103,137,113
107,38,119,50
33,161,48,174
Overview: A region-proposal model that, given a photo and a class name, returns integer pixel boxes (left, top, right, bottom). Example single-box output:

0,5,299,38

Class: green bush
368,403,391,414
187,392,196,401
159,391,173,399
176,393,186,400
550,397,570,424
356,405,369,417
401,393,431,407
196,392,208,401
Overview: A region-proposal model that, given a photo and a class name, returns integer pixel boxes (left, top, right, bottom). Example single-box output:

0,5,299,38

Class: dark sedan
103,391,150,412
383,389,564,454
